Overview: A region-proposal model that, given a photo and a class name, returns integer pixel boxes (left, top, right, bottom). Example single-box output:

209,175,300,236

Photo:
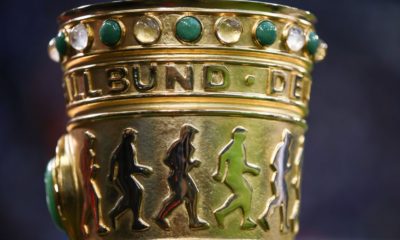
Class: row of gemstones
49,15,322,62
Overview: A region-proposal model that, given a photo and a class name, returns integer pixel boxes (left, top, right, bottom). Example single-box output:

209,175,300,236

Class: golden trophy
45,1,327,239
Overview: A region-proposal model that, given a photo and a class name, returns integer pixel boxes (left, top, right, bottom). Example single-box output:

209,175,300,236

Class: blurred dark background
0,0,399,239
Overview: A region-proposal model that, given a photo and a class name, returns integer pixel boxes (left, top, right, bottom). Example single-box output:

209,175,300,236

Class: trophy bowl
45,1,327,239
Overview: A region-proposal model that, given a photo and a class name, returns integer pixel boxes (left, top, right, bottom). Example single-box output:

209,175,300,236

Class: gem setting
215,17,243,45
134,16,161,44
175,16,202,43
100,19,123,47
69,23,90,51
48,38,60,62
49,16,326,62
286,26,306,52
255,20,277,46
307,32,320,55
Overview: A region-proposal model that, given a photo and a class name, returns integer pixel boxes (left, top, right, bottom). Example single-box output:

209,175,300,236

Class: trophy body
45,1,326,239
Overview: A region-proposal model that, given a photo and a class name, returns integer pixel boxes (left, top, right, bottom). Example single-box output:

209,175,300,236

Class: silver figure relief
259,130,293,232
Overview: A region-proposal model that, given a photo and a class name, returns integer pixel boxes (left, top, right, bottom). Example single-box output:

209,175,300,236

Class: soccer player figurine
213,127,261,230
108,128,153,231
155,124,210,231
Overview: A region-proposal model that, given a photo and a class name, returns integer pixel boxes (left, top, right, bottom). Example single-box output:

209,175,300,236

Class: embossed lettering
71,71,85,101
83,70,102,97
107,67,131,94
62,64,311,107
133,63,157,92
204,65,230,91
291,73,304,100
166,64,194,90
268,69,288,95
66,70,102,101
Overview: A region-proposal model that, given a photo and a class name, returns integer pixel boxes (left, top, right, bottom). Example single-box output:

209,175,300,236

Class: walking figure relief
259,130,293,232
155,124,210,231
213,127,260,230
81,131,109,236
108,128,153,231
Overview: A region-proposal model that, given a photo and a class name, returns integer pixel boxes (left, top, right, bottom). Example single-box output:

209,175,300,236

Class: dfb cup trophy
44,1,327,239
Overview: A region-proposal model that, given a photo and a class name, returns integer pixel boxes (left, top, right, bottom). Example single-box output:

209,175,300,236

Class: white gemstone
69,23,89,51
48,38,60,62
315,40,328,62
215,17,242,44
134,16,161,44
286,26,305,52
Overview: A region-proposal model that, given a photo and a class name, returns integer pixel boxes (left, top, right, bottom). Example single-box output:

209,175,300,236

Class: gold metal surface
45,1,327,239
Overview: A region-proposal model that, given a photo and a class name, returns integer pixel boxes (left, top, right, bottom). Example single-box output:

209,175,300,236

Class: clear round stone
315,40,328,62
69,23,89,51
216,17,242,44
48,38,60,62
286,26,306,52
134,16,161,44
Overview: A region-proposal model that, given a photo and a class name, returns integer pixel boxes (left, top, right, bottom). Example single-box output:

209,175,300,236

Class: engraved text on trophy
63,64,310,105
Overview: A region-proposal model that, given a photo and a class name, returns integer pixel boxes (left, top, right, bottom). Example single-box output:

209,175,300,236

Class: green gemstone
99,19,122,47
176,16,202,42
44,159,64,230
255,20,277,46
307,32,320,55
55,32,67,56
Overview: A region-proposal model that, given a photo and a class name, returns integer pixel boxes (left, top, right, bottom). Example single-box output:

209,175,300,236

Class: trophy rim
58,0,316,24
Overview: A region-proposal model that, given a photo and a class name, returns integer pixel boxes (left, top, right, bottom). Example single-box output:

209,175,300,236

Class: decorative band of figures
46,120,305,239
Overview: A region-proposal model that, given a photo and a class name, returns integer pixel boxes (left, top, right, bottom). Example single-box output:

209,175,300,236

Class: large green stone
55,32,67,56
176,16,202,42
44,159,64,230
307,32,320,55
99,19,122,47
255,20,277,46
